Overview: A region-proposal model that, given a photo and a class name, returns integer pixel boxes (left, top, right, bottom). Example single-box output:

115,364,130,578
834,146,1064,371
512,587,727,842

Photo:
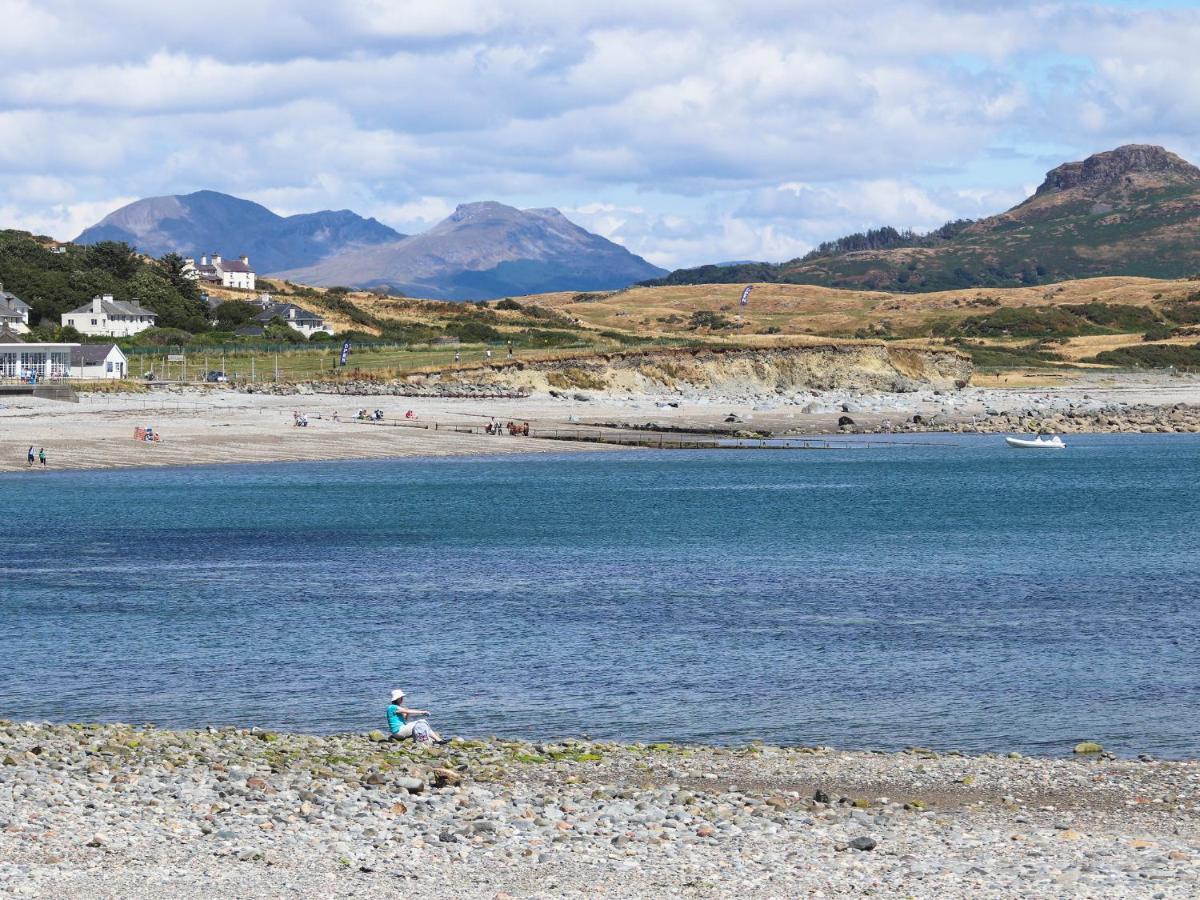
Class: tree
159,252,201,303
84,241,140,280
127,270,208,333
214,300,258,330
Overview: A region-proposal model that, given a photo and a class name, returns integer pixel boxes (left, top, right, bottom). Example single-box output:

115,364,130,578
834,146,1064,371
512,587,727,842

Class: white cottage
69,343,129,379
255,301,332,338
183,254,256,291
0,284,31,334
62,295,157,337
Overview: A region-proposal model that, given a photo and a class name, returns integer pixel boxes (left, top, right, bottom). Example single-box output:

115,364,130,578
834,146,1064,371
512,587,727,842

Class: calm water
3,436,1199,757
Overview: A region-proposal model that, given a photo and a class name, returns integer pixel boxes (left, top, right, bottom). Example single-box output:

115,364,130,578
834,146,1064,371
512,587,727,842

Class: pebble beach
2,722,1198,898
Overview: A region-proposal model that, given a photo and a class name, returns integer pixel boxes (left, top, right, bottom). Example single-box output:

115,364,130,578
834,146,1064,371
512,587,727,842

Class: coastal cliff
421,343,972,396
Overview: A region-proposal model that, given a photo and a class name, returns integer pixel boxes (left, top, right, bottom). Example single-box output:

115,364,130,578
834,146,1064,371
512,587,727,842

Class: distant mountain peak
75,190,403,272
1034,144,1200,197
273,201,665,299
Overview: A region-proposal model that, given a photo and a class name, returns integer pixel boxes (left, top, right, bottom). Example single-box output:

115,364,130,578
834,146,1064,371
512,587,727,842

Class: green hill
648,145,1200,292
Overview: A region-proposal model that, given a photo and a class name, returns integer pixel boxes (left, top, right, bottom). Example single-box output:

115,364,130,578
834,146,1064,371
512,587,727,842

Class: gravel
2,721,1199,897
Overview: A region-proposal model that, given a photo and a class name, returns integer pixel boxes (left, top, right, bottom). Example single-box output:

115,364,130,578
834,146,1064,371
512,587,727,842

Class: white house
69,343,129,379
0,284,31,334
254,301,333,338
183,253,256,290
0,334,77,381
61,295,157,337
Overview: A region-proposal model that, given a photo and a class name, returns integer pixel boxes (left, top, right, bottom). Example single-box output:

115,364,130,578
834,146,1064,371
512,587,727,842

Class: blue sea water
2,434,1199,757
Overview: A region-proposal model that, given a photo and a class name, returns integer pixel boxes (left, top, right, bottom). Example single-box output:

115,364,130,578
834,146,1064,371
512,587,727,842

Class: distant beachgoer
38,448,46,468
485,349,493,362
387,689,445,744
454,350,461,364
507,345,513,359
26,446,34,466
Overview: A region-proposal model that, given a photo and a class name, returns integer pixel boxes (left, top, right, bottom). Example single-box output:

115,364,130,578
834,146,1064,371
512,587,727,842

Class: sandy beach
3,371,1200,473
1,722,1197,899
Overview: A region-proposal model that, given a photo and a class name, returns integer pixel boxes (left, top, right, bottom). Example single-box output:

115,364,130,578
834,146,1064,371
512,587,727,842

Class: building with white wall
183,253,256,290
61,295,157,337
0,336,77,381
255,301,332,338
70,343,129,379
0,284,31,334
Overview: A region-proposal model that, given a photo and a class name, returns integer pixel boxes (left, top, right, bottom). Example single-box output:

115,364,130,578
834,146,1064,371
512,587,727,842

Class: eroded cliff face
434,343,971,395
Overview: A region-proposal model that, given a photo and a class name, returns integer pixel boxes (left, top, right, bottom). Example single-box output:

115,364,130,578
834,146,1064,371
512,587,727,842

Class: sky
1,0,1199,270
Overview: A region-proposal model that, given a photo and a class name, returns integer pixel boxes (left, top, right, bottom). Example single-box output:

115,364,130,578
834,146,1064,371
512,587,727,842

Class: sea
3,434,1199,757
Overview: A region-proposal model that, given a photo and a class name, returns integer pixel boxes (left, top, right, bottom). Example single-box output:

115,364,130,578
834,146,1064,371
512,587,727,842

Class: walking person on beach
386,689,446,744
38,448,46,468
26,446,34,467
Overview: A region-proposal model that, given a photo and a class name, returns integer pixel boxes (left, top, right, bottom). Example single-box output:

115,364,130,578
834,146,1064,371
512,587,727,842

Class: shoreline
2,721,1197,898
2,371,1200,474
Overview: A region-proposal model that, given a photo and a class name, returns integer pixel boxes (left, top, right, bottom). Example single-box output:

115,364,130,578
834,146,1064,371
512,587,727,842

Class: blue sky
1,0,1198,268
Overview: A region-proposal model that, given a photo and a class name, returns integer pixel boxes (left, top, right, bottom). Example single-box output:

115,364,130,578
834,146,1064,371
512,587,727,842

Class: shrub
688,310,735,330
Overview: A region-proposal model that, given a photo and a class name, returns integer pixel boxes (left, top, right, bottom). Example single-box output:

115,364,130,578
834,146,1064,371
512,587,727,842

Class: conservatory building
0,336,78,381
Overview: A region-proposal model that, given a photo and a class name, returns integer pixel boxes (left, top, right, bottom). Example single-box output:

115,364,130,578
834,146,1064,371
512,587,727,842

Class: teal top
387,703,405,734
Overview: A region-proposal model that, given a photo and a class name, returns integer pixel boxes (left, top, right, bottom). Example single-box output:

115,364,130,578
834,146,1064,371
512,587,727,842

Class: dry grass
522,276,1194,341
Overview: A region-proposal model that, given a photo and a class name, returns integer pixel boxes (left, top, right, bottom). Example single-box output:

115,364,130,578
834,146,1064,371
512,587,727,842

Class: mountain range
272,201,666,299
647,144,1200,292
75,193,665,300
75,190,403,275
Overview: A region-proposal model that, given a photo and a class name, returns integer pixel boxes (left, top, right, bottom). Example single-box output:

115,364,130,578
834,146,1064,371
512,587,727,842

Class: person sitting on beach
387,689,446,744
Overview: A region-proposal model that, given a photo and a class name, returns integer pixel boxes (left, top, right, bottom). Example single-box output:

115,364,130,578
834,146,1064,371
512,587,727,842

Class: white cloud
0,1,1198,266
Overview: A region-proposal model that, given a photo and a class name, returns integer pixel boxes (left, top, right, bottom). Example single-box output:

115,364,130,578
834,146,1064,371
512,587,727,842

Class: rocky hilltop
1031,144,1200,196
650,144,1200,292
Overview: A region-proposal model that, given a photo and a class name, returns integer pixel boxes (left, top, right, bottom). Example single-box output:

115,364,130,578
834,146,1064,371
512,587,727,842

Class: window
91,319,98,326
106,361,113,373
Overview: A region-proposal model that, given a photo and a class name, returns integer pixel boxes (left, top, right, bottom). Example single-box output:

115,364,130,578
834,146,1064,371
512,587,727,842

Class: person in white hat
386,689,445,743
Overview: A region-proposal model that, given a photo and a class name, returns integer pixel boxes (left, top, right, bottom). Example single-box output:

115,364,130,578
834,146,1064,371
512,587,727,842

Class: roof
255,302,323,324
0,326,24,343
66,297,158,318
235,324,265,337
217,259,252,273
70,344,124,365
0,290,30,314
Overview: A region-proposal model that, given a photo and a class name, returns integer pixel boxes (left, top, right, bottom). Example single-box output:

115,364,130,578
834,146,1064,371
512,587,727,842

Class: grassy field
125,273,1200,381
119,340,642,383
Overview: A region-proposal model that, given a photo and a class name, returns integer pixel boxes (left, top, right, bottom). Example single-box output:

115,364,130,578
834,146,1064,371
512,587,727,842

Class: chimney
212,253,222,264
240,255,249,266
201,255,208,265
92,295,103,314
185,257,194,266
288,307,296,319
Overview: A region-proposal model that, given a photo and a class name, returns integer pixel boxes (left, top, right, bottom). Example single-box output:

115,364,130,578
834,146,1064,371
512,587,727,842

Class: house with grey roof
0,283,31,334
69,343,129,379
253,301,332,338
61,295,157,337
182,253,256,290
